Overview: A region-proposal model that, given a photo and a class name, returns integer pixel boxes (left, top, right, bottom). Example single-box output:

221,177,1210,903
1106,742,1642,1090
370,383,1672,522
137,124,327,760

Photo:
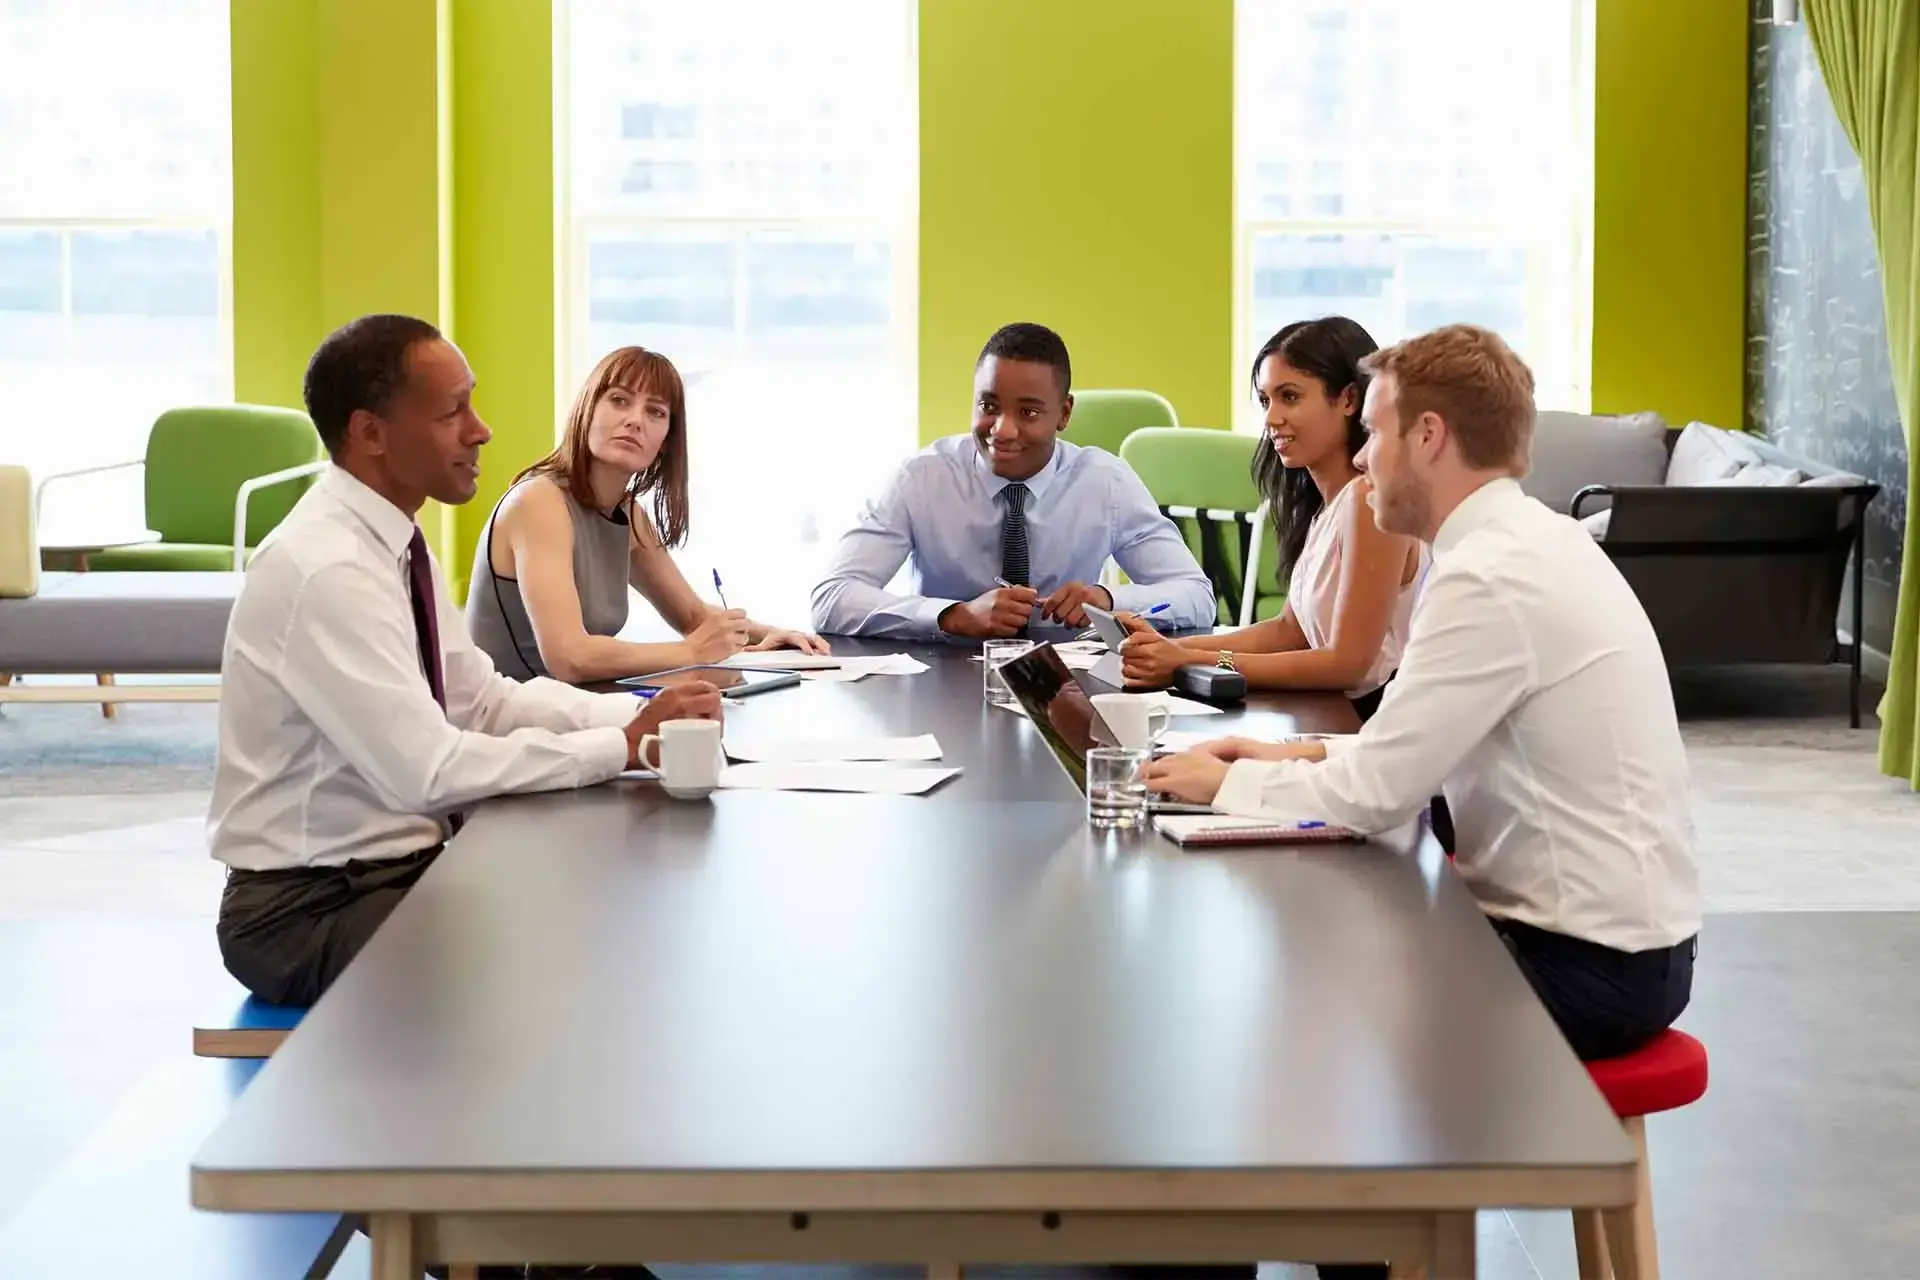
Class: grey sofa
0,464,235,710
1523,414,1881,726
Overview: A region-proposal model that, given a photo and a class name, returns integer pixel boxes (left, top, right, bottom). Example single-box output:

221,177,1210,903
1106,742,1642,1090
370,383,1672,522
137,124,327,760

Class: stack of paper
718,763,961,795
724,734,942,763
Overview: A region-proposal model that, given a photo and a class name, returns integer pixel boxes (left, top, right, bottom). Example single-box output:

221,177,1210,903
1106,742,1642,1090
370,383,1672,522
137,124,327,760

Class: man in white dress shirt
210,314,721,1010
1147,324,1701,1065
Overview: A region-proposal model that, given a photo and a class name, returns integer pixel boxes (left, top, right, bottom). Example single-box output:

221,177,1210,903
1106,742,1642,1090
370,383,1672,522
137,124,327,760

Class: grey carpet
0,701,217,797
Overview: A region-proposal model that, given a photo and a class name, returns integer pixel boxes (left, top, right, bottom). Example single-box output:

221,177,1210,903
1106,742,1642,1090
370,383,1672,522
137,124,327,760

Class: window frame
554,0,919,442
1230,0,1596,425
0,214,235,466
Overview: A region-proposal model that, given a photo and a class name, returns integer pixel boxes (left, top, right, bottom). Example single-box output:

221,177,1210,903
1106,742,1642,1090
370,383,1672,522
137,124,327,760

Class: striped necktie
1000,481,1032,587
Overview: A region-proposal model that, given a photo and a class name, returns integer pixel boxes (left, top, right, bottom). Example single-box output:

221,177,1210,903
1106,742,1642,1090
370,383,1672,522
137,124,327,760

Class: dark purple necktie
405,526,447,709
405,527,460,837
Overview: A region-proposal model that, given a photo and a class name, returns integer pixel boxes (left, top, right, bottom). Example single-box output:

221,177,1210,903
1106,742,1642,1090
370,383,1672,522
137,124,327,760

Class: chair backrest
0,464,38,598
1068,389,1180,457
1120,427,1263,624
144,405,325,545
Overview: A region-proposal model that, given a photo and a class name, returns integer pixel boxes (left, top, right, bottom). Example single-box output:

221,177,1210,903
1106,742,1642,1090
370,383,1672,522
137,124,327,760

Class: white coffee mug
1090,693,1170,750
638,718,724,799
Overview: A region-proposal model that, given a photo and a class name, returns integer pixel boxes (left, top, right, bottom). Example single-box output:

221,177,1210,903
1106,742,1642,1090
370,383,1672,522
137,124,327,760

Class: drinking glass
1086,746,1151,830
982,638,1033,706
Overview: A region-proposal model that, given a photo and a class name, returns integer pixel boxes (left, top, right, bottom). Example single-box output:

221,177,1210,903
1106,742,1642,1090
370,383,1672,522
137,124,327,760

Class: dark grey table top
194,641,1635,1211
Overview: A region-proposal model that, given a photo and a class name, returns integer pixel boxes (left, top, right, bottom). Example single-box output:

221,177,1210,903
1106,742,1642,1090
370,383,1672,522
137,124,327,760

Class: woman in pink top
1119,316,1424,720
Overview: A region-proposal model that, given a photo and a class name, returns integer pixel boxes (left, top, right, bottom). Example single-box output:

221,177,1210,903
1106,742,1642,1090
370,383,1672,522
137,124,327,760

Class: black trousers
217,847,440,1006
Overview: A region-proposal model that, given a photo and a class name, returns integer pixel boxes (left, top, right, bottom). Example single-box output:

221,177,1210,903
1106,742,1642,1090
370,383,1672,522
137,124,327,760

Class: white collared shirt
1214,478,1701,952
208,467,635,872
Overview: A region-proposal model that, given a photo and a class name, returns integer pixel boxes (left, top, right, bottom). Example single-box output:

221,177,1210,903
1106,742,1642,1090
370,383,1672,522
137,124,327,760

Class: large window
565,0,916,623
0,0,232,515
1234,0,1593,420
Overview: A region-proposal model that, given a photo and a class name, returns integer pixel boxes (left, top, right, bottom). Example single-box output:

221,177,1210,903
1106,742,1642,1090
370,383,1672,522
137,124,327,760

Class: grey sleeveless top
466,478,633,680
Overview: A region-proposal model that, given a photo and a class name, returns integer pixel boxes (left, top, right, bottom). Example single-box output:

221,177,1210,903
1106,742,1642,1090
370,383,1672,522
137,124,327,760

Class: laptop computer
994,642,1215,814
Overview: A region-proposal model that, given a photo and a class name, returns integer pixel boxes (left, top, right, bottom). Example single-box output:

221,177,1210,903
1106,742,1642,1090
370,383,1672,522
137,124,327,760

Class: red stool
1572,1029,1708,1280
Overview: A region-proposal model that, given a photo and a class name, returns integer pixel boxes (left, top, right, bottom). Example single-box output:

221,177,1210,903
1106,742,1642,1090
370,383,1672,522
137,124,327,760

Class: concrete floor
1,665,1915,1277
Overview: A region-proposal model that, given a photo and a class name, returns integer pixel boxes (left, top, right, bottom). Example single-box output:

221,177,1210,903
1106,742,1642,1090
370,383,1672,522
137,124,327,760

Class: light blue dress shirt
810,436,1216,639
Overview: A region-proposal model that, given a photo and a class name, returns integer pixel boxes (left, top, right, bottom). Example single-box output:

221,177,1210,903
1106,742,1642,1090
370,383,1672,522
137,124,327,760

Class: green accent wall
229,0,320,412
233,0,555,580
1591,0,1750,429
232,0,1751,583
448,0,562,601
917,0,1235,442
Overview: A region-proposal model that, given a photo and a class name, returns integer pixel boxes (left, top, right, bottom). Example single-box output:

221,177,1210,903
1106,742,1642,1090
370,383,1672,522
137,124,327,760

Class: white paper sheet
793,654,931,681
992,691,1222,718
725,734,942,764
717,763,961,795
1156,729,1225,754
720,652,844,671
1131,691,1225,717
969,640,1107,662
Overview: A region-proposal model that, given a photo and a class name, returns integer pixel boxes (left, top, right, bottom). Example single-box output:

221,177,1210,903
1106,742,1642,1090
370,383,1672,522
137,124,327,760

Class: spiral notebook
1153,814,1361,848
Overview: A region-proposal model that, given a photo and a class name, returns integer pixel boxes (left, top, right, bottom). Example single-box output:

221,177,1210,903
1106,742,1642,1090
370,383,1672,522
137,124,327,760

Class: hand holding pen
994,578,1117,630
679,568,749,664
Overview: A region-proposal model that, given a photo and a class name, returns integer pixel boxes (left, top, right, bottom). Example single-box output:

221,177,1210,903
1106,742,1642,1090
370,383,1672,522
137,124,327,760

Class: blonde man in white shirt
1147,324,1701,1066
211,314,721,1009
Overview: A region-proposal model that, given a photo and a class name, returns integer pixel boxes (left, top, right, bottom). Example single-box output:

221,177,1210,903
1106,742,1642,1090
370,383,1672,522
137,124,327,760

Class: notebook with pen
1152,815,1362,848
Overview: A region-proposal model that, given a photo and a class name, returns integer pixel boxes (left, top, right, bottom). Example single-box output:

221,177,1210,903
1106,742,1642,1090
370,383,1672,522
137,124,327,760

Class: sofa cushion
0,464,35,599
0,571,237,673
1525,410,1670,515
1666,421,1758,486
1706,462,1806,487
1800,469,1871,488
86,542,252,572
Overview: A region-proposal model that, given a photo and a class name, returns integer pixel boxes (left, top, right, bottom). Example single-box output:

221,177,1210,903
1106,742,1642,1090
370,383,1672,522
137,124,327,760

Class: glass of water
982,638,1033,706
1086,746,1151,830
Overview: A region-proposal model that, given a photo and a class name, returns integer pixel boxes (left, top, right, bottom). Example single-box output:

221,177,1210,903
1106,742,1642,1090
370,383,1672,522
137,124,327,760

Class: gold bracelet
1217,651,1237,672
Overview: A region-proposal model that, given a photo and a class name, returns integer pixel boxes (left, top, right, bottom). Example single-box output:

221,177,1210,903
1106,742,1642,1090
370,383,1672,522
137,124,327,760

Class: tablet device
616,665,802,699
1081,603,1130,651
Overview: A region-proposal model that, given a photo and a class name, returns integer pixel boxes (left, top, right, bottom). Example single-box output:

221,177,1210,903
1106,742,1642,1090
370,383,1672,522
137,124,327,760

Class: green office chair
1068,389,1179,456
37,406,327,572
1119,426,1284,626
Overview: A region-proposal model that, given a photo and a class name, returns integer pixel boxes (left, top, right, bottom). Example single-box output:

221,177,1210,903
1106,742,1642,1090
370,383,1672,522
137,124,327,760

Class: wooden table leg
96,673,116,719
370,1212,421,1280
448,1267,479,1280
1574,1208,1611,1278
1431,1211,1477,1279
1600,1115,1659,1280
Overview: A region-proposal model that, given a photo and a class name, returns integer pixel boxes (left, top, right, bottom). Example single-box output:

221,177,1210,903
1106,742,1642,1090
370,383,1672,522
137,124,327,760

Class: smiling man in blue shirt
810,323,1215,640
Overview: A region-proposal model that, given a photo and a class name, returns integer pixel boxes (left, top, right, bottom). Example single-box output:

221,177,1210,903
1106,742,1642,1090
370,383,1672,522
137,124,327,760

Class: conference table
190,637,1637,1278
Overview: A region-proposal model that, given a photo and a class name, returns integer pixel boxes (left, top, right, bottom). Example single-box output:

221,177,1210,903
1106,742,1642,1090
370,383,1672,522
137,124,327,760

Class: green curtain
1804,0,1920,785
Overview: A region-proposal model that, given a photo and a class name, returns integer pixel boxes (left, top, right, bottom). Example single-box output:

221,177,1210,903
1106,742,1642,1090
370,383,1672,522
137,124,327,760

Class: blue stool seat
192,990,307,1059
0,1058,352,1277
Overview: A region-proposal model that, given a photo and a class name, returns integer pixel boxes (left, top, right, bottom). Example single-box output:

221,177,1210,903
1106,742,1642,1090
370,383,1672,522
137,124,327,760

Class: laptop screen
994,643,1121,792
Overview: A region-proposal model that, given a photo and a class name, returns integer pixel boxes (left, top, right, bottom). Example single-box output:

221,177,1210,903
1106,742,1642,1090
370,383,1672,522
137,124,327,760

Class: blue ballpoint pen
711,568,731,612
